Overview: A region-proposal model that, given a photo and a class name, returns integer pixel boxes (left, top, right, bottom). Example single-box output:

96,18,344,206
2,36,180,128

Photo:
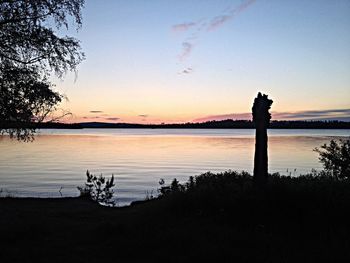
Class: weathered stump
252,92,273,184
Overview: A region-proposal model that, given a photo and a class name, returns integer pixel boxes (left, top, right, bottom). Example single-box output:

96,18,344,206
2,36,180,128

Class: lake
0,129,349,205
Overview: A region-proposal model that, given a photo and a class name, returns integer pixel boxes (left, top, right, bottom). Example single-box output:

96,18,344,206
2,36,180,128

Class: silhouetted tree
0,0,85,140
252,92,273,184
314,139,350,179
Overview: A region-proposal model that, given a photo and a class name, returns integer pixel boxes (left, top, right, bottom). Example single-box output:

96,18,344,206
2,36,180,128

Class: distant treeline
59,119,350,129
270,120,350,129
0,122,81,129
2,119,350,129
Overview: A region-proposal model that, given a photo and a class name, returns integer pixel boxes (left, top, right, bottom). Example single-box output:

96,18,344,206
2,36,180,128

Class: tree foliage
0,0,85,140
0,63,63,140
314,139,350,179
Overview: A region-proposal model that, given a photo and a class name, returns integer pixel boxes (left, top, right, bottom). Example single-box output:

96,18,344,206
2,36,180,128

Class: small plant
158,178,185,196
78,170,116,205
314,138,350,179
158,178,170,196
0,188,15,198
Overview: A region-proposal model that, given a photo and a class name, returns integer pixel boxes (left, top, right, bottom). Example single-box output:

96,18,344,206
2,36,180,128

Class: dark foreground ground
1,173,350,263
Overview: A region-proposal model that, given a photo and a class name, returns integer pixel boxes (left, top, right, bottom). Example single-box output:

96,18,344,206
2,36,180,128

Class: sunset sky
55,0,350,123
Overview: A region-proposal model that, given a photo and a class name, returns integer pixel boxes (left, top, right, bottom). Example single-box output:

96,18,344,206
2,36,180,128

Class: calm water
0,129,349,205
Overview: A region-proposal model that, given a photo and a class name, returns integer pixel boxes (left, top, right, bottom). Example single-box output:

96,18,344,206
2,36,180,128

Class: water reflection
0,129,349,205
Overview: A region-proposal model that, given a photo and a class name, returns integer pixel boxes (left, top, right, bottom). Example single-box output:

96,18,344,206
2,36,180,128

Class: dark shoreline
2,119,350,130
2,173,350,263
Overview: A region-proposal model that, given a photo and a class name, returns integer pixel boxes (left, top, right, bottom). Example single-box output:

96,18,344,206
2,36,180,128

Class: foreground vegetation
1,170,350,262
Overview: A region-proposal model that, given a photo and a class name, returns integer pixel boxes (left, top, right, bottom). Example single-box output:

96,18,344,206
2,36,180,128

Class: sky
55,0,350,123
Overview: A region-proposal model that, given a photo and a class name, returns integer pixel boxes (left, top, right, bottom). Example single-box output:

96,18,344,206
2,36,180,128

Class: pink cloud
172,22,197,33
192,113,251,123
192,108,350,123
172,0,256,64
207,0,256,31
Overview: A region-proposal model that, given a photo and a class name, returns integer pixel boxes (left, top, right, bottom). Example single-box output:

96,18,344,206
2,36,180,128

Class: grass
1,170,350,262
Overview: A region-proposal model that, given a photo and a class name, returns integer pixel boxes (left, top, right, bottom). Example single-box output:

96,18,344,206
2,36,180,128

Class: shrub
158,170,253,200
156,169,350,217
158,178,186,196
314,138,350,179
78,170,116,205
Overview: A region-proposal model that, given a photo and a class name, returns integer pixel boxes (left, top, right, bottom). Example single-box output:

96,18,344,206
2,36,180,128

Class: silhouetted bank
3,119,349,130
78,120,350,129
1,171,350,262
6,119,350,129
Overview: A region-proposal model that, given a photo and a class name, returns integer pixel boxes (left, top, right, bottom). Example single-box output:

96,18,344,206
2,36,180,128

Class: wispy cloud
172,22,197,33
172,0,256,68
193,113,251,123
105,117,120,121
207,0,256,31
178,42,194,61
180,67,194,74
192,108,350,122
207,15,231,31
81,115,120,122
273,109,350,120
90,110,103,113
138,114,148,118
83,116,100,119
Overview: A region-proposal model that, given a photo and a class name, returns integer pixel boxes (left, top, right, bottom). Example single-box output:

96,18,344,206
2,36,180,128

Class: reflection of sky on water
0,129,349,205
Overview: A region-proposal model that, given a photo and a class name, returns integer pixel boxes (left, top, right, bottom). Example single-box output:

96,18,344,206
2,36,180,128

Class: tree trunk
254,121,268,184
252,93,273,184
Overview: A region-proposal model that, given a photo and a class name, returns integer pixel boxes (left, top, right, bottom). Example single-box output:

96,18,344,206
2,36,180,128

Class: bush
78,170,116,205
156,169,350,218
158,170,252,198
314,138,350,179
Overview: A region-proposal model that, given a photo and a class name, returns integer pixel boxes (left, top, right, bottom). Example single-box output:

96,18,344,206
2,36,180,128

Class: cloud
172,22,197,33
273,109,350,120
82,116,100,119
90,110,103,113
180,67,194,74
138,114,148,118
105,117,120,121
81,116,120,122
178,42,194,61
207,0,256,31
192,113,251,123
207,15,231,31
172,0,256,64
192,108,350,123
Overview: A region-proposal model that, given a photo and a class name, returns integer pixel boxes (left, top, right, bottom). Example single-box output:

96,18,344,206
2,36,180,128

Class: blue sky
56,0,350,123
